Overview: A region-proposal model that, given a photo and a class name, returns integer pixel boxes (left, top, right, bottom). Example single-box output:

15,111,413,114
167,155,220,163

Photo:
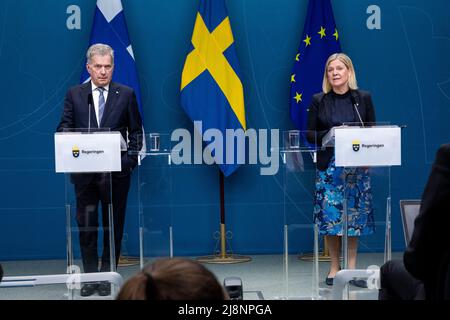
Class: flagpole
298,238,334,261
219,170,227,259
181,0,249,264
196,170,251,264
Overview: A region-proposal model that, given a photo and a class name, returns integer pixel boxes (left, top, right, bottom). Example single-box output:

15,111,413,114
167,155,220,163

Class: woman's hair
117,258,227,300
322,52,358,93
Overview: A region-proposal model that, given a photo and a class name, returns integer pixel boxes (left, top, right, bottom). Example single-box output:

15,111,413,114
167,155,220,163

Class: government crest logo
352,140,360,152
72,145,80,158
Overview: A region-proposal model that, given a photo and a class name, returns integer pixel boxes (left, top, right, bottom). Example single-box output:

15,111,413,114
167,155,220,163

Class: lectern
322,124,401,271
54,129,123,299
55,130,122,173
280,130,320,299
130,133,173,269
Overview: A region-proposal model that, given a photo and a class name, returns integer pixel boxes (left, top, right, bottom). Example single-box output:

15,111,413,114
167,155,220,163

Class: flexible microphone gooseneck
87,93,93,133
350,92,364,127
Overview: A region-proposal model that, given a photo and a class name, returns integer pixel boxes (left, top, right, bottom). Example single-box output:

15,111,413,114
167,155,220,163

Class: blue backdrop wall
0,0,449,260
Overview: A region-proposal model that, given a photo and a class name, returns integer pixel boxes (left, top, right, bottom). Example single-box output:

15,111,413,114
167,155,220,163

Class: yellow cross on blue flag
180,0,246,177
290,0,341,143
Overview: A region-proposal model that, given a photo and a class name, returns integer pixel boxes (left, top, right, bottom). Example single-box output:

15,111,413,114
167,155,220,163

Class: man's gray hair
86,43,114,65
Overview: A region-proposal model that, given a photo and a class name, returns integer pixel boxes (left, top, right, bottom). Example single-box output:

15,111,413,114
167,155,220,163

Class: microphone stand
351,94,364,127
88,93,92,133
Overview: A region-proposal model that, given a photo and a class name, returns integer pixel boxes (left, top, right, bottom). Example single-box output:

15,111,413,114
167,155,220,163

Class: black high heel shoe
349,279,368,288
325,267,341,286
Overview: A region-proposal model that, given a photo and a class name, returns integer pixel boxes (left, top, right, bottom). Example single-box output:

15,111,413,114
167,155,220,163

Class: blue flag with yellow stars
289,0,341,142
180,0,246,177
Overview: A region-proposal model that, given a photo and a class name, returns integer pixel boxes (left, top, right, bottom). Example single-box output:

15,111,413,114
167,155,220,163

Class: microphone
87,93,93,133
350,92,364,127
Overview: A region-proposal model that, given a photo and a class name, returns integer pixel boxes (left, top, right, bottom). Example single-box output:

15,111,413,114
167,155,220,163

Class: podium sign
334,126,401,167
55,132,122,173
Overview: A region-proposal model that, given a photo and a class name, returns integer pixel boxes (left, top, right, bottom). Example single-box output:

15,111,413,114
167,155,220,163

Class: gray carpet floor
0,252,402,300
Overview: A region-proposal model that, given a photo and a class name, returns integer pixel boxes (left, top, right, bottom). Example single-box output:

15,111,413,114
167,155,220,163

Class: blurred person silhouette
379,143,450,300
117,258,228,300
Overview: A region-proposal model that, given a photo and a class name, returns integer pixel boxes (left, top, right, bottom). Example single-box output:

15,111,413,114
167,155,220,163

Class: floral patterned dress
313,157,375,236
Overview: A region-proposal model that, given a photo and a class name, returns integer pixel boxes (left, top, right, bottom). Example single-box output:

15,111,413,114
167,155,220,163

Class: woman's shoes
349,279,368,288
325,267,340,286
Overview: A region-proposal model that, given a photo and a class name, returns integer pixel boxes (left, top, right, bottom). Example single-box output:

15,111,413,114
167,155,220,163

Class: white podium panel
54,132,122,173
334,126,401,167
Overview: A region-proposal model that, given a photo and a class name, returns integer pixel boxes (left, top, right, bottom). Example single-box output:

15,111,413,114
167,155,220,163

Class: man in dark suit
379,143,450,300
57,43,143,297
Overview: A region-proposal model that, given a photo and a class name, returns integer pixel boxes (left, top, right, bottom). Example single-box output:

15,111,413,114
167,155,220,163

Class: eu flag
80,0,144,123
289,0,341,142
180,0,246,177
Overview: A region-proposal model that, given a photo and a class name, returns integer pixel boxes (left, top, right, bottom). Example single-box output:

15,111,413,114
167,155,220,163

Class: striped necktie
97,87,105,125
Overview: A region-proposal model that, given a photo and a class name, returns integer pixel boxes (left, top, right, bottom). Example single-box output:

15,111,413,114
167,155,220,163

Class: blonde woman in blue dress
307,53,376,286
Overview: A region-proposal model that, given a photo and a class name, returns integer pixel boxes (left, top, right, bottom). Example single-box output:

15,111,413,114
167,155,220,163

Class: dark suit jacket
57,81,143,184
404,143,450,300
306,89,376,171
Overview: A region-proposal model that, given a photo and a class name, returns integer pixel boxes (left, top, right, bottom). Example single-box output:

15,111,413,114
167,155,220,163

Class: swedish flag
289,0,341,142
180,0,246,177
